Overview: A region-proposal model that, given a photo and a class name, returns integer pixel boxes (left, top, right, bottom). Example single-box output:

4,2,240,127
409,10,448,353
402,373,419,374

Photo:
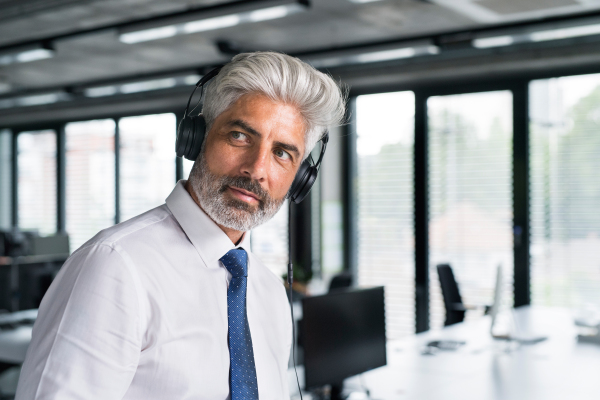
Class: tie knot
220,248,248,277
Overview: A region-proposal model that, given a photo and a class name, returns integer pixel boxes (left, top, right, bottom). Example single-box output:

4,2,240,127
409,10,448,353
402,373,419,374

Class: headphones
176,65,327,204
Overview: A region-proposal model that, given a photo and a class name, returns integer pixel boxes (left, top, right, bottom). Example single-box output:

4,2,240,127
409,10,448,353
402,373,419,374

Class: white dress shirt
16,181,292,400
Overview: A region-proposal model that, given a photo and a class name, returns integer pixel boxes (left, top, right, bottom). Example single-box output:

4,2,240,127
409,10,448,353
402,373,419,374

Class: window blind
119,113,176,222
65,119,115,251
250,201,289,278
18,130,57,235
0,130,11,230
428,91,514,329
356,91,415,339
530,75,600,309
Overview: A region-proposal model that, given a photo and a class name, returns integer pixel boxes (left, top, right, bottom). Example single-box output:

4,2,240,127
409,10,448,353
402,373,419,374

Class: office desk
344,306,600,400
0,310,37,364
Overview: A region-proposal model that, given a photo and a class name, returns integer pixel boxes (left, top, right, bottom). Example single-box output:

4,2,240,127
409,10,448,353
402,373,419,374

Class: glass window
18,130,57,235
356,91,415,339
0,130,11,230
119,113,176,222
428,91,513,329
250,201,289,278
183,158,194,180
530,74,600,309
65,119,116,251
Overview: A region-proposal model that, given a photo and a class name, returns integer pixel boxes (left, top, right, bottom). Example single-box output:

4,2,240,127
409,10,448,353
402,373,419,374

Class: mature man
15,52,346,399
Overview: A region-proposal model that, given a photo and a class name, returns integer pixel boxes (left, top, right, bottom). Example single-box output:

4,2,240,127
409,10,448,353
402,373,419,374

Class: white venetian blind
428,91,514,329
119,113,176,222
356,91,415,339
0,130,11,230
530,75,600,309
18,130,57,235
65,119,116,251
250,201,289,279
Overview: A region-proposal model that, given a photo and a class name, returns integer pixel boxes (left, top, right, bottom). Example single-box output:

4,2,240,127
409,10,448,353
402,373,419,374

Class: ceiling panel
1,0,600,98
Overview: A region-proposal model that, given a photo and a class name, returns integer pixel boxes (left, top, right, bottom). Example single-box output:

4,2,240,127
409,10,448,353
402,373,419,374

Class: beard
188,155,286,232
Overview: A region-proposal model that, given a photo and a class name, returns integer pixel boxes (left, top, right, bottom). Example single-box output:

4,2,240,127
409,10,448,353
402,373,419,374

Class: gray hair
202,52,347,159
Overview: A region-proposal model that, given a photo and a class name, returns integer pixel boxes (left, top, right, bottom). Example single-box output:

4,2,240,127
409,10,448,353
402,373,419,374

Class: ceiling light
347,0,384,3
472,35,515,49
307,43,439,68
119,0,308,44
84,75,201,98
120,78,177,94
0,44,55,66
530,24,600,42
0,91,69,109
473,21,600,49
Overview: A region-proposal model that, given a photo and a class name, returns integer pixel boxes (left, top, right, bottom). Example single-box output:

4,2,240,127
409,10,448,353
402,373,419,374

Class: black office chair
328,271,353,293
437,264,491,327
437,264,467,326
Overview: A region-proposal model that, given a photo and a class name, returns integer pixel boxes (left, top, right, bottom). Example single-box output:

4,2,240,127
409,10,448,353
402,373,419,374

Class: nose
240,145,268,182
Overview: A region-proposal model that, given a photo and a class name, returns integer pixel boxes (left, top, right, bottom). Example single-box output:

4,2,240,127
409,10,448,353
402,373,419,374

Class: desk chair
328,271,353,293
437,264,491,326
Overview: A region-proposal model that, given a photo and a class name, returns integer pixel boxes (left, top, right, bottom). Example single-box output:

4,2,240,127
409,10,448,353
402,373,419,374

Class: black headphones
176,65,327,204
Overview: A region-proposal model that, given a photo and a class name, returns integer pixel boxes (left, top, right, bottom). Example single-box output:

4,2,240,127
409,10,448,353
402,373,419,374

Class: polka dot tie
220,248,259,400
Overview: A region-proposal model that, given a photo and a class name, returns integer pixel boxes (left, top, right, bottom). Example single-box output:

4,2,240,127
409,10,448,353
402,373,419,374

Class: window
356,91,415,339
183,158,194,180
119,113,176,222
65,119,116,251
428,91,514,328
17,130,57,235
530,74,600,309
250,201,289,278
0,130,11,230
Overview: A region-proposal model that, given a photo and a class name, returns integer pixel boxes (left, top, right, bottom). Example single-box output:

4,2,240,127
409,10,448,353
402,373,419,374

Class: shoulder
74,205,177,255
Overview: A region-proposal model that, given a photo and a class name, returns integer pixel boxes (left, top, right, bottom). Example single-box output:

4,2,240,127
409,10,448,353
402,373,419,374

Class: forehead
224,94,306,142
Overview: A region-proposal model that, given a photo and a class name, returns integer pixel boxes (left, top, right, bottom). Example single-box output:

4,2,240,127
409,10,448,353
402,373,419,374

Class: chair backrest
437,264,465,326
328,271,353,293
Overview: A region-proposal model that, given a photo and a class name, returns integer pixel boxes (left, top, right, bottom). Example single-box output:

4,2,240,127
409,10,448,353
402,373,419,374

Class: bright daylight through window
65,119,116,251
119,113,176,222
17,130,57,236
356,91,415,339
428,91,514,329
530,74,600,311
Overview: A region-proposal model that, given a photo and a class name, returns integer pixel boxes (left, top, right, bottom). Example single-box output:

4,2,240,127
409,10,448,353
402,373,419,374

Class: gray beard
188,156,286,232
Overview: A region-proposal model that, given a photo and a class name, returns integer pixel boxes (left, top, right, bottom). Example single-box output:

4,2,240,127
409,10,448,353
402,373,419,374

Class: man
15,52,346,399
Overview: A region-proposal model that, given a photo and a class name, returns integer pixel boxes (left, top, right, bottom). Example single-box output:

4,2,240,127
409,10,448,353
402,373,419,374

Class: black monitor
301,286,386,398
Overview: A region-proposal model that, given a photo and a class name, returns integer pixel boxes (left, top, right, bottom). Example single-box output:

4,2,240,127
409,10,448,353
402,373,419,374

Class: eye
231,131,247,141
275,148,291,161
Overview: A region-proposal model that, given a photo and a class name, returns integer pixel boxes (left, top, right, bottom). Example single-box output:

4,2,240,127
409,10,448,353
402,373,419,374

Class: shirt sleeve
15,243,143,400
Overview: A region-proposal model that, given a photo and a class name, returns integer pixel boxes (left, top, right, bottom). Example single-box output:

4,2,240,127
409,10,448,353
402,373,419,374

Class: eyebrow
228,119,301,158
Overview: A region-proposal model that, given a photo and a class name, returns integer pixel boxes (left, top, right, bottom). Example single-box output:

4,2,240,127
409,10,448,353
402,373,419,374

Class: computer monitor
489,264,504,335
301,286,386,398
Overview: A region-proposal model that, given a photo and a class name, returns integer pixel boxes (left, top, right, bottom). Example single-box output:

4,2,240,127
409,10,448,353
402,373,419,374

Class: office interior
1,0,600,399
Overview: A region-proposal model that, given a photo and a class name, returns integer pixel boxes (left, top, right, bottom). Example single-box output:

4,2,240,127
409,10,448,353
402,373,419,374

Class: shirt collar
166,180,250,268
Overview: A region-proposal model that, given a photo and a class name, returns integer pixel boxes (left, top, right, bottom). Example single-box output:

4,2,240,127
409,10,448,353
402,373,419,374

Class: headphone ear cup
288,161,318,204
176,115,206,161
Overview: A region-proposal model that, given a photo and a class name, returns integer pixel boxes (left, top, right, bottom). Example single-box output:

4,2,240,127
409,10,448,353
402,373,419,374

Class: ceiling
1,0,600,113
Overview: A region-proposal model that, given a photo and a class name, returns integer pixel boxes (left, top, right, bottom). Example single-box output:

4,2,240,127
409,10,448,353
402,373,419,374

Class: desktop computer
301,286,386,399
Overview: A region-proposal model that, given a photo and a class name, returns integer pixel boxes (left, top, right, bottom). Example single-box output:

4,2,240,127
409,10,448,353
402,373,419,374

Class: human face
189,93,306,236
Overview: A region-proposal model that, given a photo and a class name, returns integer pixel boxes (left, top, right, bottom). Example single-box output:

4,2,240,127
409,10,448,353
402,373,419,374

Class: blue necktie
220,248,259,400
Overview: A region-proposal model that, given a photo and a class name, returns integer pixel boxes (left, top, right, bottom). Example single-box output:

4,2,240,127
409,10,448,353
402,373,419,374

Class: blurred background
1,0,600,398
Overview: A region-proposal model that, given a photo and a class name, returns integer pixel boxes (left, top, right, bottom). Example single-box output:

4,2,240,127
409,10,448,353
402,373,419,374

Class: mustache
218,175,270,204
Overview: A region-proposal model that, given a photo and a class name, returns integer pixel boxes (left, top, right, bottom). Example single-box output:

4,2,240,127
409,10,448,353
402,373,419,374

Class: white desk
0,310,37,364
341,306,600,400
